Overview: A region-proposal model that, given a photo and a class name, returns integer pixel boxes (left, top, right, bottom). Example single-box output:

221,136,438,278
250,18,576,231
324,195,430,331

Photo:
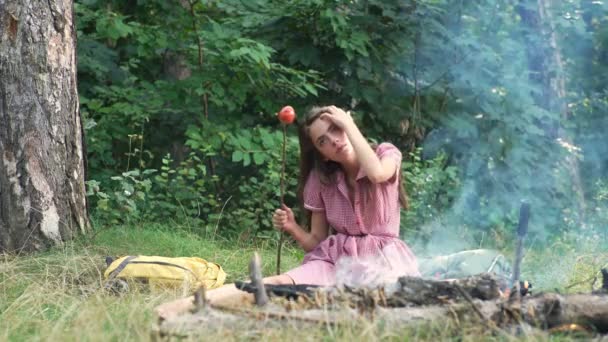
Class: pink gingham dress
286,143,420,286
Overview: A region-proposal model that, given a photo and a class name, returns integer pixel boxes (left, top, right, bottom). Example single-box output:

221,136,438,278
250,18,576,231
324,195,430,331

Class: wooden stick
250,252,269,306
276,124,287,275
191,286,207,313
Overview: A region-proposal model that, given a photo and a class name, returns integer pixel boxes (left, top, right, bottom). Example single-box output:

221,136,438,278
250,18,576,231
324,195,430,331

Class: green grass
1,223,607,341
0,223,303,342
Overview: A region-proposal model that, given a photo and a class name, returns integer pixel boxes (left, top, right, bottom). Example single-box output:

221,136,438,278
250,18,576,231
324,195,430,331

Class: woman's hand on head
272,204,298,234
319,105,354,131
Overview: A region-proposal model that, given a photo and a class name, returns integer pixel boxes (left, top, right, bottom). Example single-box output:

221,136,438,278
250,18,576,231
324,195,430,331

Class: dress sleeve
303,170,325,212
376,142,402,183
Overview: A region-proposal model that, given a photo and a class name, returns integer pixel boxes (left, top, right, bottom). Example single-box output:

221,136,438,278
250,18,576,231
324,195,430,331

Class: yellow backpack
103,255,226,292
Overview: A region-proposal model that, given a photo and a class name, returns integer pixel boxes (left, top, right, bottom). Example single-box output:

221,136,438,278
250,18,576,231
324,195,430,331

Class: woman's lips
336,144,347,153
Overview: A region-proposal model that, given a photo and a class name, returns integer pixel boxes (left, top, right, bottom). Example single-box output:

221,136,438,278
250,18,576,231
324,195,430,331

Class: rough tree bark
0,0,89,252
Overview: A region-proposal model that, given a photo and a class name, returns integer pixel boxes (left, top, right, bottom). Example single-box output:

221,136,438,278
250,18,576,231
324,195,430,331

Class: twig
454,284,487,322
212,195,232,239
454,284,511,338
565,275,597,290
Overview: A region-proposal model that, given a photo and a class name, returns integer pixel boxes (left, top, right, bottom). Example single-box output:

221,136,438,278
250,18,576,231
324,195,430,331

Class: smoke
398,1,608,290
324,1,608,291
334,244,419,293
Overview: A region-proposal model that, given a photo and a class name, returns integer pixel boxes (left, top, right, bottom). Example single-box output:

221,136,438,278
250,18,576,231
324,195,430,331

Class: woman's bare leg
155,274,294,320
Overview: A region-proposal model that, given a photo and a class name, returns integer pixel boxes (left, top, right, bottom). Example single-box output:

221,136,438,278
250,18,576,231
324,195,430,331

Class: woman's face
307,117,353,163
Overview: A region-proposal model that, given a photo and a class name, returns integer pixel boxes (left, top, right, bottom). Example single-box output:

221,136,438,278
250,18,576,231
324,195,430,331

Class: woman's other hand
272,204,298,234
319,105,354,131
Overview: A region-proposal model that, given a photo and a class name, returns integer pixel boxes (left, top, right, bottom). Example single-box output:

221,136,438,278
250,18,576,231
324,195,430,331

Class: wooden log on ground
154,292,608,338
500,293,608,333
236,273,504,308
153,306,359,339
379,293,608,333
385,273,503,306
154,273,608,338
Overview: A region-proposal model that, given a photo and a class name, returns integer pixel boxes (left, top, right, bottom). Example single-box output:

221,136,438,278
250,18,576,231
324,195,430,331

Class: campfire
155,252,608,339
154,204,608,339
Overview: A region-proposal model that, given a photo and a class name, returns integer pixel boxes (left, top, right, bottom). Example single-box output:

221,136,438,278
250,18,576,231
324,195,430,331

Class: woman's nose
327,133,339,144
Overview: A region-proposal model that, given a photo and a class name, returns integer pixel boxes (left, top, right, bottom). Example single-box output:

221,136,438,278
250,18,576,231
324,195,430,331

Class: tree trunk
536,0,587,218
517,0,587,217
0,0,89,253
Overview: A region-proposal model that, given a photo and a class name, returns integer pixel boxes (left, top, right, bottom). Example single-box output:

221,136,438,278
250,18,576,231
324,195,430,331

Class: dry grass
1,224,606,341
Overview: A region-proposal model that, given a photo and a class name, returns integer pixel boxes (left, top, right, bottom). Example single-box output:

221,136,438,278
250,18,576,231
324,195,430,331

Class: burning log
498,293,608,333
376,292,608,334
385,273,502,306
155,290,608,339
154,249,608,339
235,273,503,308
154,271,608,340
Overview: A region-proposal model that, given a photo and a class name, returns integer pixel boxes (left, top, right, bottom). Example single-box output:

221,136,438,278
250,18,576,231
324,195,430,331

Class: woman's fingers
272,208,288,230
319,112,333,122
281,204,294,218
320,107,352,129
273,206,296,232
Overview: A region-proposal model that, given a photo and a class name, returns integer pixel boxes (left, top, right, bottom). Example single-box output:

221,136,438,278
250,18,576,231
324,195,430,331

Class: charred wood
386,273,502,306
236,273,503,307
155,293,608,338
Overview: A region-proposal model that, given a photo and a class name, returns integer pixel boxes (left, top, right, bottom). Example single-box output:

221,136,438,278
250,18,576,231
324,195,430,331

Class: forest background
80,0,607,261
2,0,608,340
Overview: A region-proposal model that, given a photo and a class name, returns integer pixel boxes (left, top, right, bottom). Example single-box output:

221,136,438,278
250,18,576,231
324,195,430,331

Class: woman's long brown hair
297,106,409,228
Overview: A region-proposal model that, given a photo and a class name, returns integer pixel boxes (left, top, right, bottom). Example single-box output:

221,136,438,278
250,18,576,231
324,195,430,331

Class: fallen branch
154,273,608,339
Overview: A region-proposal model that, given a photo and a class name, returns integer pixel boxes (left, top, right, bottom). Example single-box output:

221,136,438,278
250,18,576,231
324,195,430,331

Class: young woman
155,105,419,319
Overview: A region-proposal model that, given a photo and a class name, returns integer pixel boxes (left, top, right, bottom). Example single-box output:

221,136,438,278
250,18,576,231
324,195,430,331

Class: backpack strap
103,255,137,290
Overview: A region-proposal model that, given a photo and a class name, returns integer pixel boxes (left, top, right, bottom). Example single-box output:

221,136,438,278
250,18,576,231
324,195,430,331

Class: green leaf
243,153,251,166
303,83,318,96
261,133,274,148
253,152,264,165
232,150,244,162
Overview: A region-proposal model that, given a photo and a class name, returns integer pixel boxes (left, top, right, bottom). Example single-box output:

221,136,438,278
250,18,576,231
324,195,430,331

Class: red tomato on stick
278,105,296,124
276,104,296,275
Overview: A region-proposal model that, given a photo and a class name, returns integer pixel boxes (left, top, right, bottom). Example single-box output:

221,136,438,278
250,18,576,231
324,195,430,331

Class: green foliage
77,0,608,243
76,0,322,185
87,120,300,238
401,148,461,242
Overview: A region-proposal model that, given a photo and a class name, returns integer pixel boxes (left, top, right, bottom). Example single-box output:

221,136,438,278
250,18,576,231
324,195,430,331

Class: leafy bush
401,148,461,243
87,122,300,239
